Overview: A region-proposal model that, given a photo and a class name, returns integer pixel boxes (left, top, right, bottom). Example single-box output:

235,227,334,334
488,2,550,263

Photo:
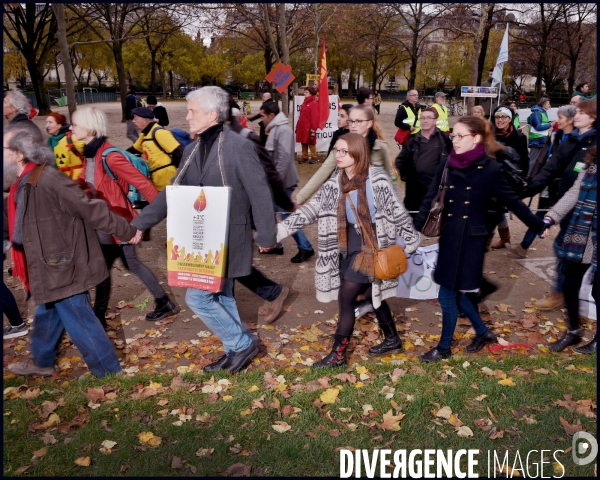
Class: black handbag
421,163,449,237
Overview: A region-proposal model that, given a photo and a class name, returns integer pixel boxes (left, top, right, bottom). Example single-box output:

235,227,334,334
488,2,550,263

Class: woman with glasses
296,104,393,204
277,133,420,367
327,103,353,157
414,117,546,363
486,106,530,249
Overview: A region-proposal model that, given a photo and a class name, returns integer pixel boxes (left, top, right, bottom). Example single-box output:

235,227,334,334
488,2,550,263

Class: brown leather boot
490,226,510,249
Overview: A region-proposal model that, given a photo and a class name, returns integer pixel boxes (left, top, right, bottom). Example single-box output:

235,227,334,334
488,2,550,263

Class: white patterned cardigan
277,166,421,308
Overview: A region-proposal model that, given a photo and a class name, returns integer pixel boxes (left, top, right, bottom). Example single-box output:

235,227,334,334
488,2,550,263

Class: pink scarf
448,143,486,169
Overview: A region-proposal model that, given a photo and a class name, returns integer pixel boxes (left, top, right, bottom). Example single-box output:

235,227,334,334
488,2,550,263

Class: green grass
3,353,597,477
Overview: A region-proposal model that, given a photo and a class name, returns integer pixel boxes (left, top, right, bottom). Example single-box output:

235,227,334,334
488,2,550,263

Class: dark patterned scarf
337,168,378,281
560,164,597,270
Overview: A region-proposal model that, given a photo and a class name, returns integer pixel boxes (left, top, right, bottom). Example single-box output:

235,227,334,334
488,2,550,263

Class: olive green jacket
296,139,394,204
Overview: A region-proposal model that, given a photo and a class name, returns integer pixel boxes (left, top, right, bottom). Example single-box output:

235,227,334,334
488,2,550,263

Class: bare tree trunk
476,5,495,86
52,3,77,119
113,45,128,122
467,3,494,114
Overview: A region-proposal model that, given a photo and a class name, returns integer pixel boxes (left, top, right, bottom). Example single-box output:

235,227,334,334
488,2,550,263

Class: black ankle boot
549,329,582,352
145,295,179,321
466,330,497,353
313,334,350,368
574,335,597,354
368,321,403,356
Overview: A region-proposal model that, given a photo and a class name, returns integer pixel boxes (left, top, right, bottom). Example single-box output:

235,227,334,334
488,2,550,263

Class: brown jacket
18,163,137,304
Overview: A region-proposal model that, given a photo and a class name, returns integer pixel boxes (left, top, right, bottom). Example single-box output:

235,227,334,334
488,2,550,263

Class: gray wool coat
132,123,277,279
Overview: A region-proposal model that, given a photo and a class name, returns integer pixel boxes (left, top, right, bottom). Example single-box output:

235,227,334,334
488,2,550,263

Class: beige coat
296,139,394,204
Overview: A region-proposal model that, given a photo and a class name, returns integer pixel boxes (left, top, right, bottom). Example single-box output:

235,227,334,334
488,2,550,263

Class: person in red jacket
296,86,320,164
71,107,179,327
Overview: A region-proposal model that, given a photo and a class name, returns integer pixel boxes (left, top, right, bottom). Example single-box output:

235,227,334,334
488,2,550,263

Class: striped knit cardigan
277,166,421,308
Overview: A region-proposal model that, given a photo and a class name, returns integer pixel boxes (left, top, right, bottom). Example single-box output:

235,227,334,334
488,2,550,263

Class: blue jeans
185,279,253,355
438,286,489,350
277,186,313,251
31,292,122,377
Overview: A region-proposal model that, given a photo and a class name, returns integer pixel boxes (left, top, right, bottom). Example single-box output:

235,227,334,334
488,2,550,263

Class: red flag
317,39,329,130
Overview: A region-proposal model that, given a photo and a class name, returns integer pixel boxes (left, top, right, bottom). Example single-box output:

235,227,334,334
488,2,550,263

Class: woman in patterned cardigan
277,133,420,367
542,145,597,353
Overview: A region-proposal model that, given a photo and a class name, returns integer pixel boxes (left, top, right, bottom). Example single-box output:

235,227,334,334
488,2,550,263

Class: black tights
336,280,394,336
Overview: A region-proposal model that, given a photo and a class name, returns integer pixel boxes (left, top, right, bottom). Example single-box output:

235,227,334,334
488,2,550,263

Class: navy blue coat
414,154,546,291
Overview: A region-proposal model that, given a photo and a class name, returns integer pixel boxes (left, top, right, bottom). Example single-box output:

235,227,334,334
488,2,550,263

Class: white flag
491,24,509,88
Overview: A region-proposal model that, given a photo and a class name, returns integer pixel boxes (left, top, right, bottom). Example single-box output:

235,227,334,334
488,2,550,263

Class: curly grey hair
186,86,230,123
5,90,32,116
5,125,54,165
557,105,577,121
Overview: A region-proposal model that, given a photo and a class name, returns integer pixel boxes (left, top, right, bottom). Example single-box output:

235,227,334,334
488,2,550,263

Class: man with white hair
3,90,37,128
4,124,140,377
131,86,278,373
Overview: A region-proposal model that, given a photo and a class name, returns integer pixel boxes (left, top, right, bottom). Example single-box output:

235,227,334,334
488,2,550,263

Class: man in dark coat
229,107,293,325
395,89,423,139
247,92,274,145
396,107,451,215
146,95,169,127
4,124,139,377
131,86,277,373
125,84,141,143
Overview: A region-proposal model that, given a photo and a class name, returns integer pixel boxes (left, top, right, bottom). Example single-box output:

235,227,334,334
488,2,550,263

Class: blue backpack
170,128,193,148
101,147,151,205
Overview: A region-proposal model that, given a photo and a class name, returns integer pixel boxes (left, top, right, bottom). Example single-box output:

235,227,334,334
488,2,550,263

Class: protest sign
294,95,338,153
396,242,440,300
165,185,231,293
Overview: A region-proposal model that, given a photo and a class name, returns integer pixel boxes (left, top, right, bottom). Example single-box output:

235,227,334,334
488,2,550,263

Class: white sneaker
3,323,29,340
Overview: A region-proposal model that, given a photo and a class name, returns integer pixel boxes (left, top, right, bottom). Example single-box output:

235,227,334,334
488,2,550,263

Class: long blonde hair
350,104,386,141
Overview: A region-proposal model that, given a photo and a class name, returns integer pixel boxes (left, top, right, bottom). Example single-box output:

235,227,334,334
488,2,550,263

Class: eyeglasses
419,116,436,121
495,115,510,120
347,119,368,126
449,133,475,141
333,148,349,157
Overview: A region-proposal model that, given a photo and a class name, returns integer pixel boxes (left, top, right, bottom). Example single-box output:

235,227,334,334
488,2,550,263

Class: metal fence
22,91,117,109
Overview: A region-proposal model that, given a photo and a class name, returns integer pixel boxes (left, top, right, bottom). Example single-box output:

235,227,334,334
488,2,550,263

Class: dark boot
313,334,350,368
574,335,597,354
368,321,403,356
491,226,510,249
145,295,179,321
466,330,498,353
549,329,582,352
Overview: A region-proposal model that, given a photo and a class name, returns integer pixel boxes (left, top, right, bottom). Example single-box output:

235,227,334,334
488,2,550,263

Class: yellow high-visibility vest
432,103,449,132
403,105,421,134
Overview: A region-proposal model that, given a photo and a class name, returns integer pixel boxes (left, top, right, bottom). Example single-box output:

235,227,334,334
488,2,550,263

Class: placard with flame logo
165,185,231,292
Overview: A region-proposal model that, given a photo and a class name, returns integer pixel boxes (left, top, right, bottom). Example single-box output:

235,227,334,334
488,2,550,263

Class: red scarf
7,162,37,291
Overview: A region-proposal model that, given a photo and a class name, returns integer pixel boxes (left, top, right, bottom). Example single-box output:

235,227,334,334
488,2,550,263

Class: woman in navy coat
414,116,547,363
